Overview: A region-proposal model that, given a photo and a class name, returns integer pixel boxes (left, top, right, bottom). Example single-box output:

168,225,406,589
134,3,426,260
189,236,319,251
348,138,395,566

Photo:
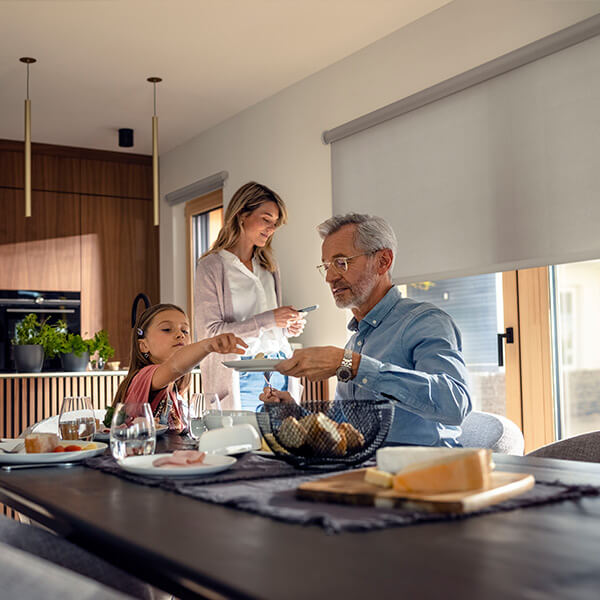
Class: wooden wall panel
79,158,152,199
0,189,81,291
81,195,159,363
0,150,23,188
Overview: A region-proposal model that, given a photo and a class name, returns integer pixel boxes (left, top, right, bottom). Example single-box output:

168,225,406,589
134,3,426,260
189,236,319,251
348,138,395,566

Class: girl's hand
273,306,301,328
204,333,247,355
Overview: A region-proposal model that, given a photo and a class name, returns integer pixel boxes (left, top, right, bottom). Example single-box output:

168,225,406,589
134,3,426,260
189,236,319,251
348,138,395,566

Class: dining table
0,434,600,600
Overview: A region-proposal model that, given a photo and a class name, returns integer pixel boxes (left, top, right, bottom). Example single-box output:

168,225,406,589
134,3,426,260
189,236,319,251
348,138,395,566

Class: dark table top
1,436,600,600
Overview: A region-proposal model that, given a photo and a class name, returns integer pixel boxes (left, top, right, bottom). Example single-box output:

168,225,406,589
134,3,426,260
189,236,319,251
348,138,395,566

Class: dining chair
0,515,167,599
526,430,600,463
0,539,130,599
457,410,524,455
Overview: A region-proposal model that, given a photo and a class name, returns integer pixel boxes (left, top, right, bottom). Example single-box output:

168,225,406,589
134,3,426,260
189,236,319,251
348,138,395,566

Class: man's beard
332,269,378,309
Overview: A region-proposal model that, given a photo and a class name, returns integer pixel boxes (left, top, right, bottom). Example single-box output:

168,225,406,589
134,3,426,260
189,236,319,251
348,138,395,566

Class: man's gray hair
317,213,397,270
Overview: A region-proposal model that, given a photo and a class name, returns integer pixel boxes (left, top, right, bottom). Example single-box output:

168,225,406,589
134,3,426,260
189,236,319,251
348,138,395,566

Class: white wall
159,0,600,350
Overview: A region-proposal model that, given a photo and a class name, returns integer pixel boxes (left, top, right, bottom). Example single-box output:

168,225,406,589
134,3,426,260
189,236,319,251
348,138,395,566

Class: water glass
110,402,156,459
186,393,221,440
58,396,96,441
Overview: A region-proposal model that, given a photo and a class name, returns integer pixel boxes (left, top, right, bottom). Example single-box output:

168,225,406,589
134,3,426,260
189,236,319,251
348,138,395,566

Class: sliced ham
153,450,206,468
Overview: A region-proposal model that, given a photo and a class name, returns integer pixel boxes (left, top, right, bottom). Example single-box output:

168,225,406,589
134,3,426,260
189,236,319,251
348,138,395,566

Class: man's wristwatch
336,348,354,383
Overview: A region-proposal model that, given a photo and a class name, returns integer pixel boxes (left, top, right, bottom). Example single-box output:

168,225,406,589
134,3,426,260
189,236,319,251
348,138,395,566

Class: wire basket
256,399,394,468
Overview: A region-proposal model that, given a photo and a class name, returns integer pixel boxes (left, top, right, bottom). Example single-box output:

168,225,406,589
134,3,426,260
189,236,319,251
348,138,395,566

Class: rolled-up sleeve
354,311,471,426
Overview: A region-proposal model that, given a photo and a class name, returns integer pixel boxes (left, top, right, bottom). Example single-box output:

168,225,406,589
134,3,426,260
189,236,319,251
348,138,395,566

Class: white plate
222,358,282,372
117,453,237,477
94,425,168,442
0,441,107,465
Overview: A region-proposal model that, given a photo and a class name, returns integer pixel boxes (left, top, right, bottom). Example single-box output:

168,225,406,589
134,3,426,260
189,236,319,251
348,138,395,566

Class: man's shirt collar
347,286,402,332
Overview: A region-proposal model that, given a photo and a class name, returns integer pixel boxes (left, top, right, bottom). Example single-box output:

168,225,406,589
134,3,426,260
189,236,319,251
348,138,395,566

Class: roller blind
330,31,600,283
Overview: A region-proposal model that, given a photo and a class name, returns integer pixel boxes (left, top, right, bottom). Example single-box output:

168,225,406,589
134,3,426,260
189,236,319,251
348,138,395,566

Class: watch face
336,366,353,382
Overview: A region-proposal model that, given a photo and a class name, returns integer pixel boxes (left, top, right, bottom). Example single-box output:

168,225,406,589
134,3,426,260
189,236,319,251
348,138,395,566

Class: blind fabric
331,34,600,283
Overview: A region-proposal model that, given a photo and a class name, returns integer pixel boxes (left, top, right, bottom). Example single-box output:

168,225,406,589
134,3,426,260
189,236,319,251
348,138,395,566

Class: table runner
85,453,600,534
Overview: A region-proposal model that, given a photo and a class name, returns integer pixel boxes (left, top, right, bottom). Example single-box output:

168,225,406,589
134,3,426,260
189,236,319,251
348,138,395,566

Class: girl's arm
151,333,247,391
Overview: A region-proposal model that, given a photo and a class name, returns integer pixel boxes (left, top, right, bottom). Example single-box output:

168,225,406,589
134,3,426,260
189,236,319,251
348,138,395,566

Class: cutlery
263,370,273,393
1,462,78,472
0,442,25,454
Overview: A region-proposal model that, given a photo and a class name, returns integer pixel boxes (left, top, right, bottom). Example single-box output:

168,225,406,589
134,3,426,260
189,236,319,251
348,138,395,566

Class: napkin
0,439,24,452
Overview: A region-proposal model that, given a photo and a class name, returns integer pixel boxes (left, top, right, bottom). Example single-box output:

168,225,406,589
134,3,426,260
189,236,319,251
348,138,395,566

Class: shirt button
372,320,377,325
357,341,362,346
362,378,368,384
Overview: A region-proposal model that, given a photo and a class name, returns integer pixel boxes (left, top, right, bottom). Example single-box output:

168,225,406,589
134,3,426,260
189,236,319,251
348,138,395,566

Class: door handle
497,327,514,367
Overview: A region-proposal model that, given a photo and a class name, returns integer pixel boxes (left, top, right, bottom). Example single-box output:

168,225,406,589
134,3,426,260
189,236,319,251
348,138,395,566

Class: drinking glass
58,396,96,441
109,402,156,459
186,393,221,440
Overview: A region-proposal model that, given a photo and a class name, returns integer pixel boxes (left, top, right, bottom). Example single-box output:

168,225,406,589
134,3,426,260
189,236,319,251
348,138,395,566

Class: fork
263,371,273,393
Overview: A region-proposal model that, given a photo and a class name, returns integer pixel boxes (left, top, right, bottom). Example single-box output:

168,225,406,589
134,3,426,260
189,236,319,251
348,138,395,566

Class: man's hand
276,346,345,381
259,387,295,404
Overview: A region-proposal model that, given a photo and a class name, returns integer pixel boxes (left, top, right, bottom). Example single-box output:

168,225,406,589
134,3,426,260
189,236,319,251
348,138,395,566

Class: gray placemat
85,453,600,534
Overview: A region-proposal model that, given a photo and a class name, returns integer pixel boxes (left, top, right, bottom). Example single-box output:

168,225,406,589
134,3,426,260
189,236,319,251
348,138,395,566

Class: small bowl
204,410,260,436
256,399,394,469
106,361,121,371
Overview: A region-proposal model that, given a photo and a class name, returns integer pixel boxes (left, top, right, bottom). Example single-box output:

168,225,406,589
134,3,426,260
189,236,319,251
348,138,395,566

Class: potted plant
59,331,91,372
88,329,115,370
11,314,63,372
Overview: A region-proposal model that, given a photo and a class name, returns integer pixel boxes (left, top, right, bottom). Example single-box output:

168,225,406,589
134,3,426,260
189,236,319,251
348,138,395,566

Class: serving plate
222,358,282,372
117,453,236,478
94,425,168,442
0,441,107,465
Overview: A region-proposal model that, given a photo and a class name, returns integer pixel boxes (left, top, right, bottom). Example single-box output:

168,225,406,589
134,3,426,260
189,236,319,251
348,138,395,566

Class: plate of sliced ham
117,451,236,477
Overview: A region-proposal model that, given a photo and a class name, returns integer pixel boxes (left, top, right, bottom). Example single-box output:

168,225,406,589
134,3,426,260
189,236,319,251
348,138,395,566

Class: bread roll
24,433,60,454
278,416,307,449
337,422,365,452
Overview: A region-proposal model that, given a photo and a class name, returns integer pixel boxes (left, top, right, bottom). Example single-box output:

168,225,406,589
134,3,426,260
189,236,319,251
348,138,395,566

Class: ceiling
0,0,451,156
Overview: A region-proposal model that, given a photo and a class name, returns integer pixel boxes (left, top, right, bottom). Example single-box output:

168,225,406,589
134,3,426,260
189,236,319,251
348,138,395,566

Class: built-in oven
0,290,81,372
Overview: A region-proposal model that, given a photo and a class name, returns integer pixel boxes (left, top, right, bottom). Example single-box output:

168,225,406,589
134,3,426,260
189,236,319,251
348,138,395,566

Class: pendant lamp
20,57,36,218
147,77,162,227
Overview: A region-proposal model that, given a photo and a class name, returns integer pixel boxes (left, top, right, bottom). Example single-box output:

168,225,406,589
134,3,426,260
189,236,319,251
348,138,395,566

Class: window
185,190,223,339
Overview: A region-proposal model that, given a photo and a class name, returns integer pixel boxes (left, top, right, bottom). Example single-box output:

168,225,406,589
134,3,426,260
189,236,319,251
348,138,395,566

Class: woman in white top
195,182,305,410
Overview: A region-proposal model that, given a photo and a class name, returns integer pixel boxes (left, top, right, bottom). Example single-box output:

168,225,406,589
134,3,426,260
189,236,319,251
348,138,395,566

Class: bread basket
256,399,394,468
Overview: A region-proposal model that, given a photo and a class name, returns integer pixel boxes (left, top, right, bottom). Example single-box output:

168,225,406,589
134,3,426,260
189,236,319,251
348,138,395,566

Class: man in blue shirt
265,213,471,447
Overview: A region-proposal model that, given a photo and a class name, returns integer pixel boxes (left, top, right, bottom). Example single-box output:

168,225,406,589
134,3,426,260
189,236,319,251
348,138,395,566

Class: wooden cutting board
297,469,535,513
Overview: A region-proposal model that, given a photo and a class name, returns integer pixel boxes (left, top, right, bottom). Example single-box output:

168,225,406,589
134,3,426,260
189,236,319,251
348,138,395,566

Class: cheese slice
376,446,475,474
392,448,493,494
364,467,393,488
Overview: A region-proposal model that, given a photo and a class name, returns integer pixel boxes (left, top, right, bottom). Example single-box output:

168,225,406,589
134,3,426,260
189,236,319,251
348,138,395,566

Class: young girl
113,303,246,432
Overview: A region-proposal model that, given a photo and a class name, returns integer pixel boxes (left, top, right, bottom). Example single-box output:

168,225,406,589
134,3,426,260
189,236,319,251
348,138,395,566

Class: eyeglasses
316,252,373,278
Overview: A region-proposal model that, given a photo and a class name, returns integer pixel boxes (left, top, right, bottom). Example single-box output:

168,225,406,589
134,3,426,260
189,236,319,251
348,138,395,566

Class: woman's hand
286,318,306,337
273,306,301,328
203,333,247,355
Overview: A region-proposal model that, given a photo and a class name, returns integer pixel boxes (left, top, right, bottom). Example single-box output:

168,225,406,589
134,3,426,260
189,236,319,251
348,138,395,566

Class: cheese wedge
392,448,493,494
364,467,393,488
376,446,478,474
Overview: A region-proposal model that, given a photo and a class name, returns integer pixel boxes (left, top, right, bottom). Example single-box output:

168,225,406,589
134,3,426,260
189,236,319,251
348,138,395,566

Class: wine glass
58,396,96,441
109,402,156,460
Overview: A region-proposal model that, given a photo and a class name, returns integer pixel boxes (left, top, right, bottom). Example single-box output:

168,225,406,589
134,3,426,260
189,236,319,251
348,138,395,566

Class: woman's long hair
202,181,287,272
113,303,191,407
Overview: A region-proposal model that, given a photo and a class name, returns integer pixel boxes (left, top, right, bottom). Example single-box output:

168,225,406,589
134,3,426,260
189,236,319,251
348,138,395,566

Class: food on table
264,433,290,455
259,437,273,453
367,447,493,494
24,433,60,454
278,416,308,449
364,467,393,488
255,352,265,359
299,413,346,456
25,434,98,454
152,450,206,468
337,422,365,451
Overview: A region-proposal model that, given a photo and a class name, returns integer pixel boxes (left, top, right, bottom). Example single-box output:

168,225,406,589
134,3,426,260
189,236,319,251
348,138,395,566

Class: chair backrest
527,431,600,462
20,409,106,437
457,410,524,455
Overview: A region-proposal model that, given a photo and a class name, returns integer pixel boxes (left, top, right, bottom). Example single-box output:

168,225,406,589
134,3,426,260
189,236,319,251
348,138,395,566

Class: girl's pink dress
124,365,185,433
